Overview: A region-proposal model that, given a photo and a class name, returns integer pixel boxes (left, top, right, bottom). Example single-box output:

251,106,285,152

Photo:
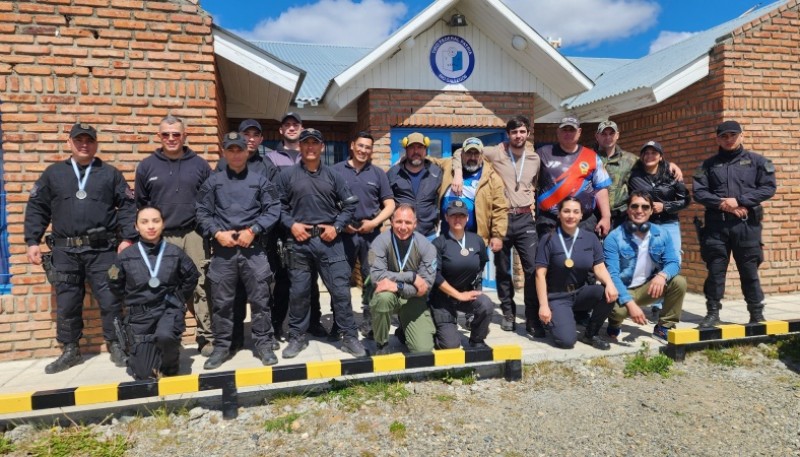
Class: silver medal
148,277,160,288
460,248,470,256
76,190,87,200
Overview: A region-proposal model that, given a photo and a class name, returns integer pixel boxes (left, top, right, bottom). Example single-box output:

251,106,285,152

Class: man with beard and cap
387,132,444,239
135,115,215,356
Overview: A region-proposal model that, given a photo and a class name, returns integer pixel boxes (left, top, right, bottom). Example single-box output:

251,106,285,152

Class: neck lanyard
392,233,415,272
70,158,94,200
507,146,526,192
449,231,469,256
138,241,166,288
557,227,579,268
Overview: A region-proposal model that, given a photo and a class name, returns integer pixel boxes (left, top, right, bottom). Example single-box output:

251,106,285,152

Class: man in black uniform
216,119,279,353
277,128,366,358
196,132,281,369
24,123,136,374
134,115,214,356
693,120,776,327
332,132,395,338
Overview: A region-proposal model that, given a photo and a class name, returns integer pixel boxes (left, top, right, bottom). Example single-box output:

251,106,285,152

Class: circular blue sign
429,35,475,84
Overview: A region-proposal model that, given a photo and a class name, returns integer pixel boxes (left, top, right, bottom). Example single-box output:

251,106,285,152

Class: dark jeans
494,213,538,323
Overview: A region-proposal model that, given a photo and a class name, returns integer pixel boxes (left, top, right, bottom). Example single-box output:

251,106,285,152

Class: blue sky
202,0,773,59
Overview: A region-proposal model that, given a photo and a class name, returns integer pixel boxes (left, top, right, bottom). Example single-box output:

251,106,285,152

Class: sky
201,0,774,59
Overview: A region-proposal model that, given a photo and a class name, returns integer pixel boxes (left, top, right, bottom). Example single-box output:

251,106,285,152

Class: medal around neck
70,158,93,201
75,190,87,200
138,241,166,289
148,277,160,288
557,227,579,269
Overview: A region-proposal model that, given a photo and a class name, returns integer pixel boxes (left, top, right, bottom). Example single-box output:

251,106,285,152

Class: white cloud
648,30,697,54
503,0,660,50
235,0,408,47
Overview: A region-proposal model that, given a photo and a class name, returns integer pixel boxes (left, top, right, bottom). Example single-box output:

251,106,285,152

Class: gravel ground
5,344,800,456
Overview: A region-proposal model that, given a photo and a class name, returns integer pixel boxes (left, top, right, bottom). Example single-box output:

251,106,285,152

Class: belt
127,301,162,315
305,224,335,237
707,210,748,222
51,234,114,248
509,206,532,215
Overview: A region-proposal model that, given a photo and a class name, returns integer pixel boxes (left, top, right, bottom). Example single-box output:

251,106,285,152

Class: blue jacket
603,224,680,305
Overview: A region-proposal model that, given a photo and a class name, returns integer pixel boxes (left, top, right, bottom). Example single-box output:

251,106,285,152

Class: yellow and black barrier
664,319,800,361
0,344,522,420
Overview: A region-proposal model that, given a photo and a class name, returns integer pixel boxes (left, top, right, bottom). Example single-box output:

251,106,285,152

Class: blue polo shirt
332,160,393,221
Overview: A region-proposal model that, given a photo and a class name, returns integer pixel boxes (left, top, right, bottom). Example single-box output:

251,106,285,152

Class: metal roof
566,0,788,108
250,41,371,106
566,57,633,81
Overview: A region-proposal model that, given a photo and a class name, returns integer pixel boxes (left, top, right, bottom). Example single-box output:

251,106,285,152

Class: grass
317,379,409,411
776,335,800,363
703,347,745,367
270,392,305,410
435,394,456,402
263,412,302,433
27,428,129,457
523,360,577,381
434,368,476,385
388,421,406,439
0,436,15,454
623,343,673,378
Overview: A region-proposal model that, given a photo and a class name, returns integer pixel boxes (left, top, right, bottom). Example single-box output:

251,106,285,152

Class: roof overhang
323,0,593,114
570,55,710,122
213,25,306,120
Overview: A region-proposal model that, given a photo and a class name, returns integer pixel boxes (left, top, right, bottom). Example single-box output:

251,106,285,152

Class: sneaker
203,348,230,370
500,315,515,332
468,339,488,349
107,341,128,367
282,338,309,359
308,322,329,338
375,342,392,355
580,334,611,350
606,326,621,342
650,306,661,325
254,346,278,366
652,324,670,342
341,336,366,357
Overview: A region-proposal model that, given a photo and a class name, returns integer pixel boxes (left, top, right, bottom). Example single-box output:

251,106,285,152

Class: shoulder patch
30,183,39,198
763,159,775,174
125,185,135,200
692,165,706,180
107,264,120,280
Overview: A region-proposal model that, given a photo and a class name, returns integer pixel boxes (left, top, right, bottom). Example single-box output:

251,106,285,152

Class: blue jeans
652,220,681,310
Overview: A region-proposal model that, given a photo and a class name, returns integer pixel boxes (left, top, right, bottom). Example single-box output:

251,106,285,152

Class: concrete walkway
0,288,797,420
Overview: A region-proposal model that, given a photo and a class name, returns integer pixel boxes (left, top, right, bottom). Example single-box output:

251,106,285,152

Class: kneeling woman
109,206,199,380
535,198,618,350
430,200,495,349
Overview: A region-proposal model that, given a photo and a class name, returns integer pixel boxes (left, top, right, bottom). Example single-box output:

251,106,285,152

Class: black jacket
629,162,690,223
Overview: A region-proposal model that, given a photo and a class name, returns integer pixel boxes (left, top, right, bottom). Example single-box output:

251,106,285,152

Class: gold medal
564,258,574,268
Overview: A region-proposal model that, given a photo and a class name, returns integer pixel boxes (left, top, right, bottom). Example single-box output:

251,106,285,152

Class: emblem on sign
430,35,475,84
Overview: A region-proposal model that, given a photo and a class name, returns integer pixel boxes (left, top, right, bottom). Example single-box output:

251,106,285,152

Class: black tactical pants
702,216,764,307
431,293,494,349
126,301,185,380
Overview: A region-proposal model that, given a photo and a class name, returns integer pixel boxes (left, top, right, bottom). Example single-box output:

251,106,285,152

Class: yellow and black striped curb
664,319,800,360
0,345,522,417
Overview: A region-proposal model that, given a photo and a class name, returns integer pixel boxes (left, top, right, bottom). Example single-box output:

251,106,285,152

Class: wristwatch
396,281,404,294
335,225,343,234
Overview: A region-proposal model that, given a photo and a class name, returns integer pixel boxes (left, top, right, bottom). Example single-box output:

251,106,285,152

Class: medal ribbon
507,147,526,190
557,227,579,264
449,231,466,252
70,158,94,195
392,233,415,272
137,241,166,282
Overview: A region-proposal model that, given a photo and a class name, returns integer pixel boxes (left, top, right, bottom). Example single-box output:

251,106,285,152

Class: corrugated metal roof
250,41,371,104
566,57,633,81
566,0,788,108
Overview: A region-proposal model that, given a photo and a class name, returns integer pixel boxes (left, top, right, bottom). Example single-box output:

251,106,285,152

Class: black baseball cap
716,120,742,136
222,131,246,150
238,119,262,133
446,199,469,216
281,112,302,124
299,128,324,143
640,140,663,155
69,123,97,140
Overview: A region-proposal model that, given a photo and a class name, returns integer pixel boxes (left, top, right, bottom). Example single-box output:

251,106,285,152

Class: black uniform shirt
217,152,278,183
195,166,280,237
24,158,137,246
331,160,393,221
535,229,604,292
277,162,356,232
108,240,200,307
387,160,443,237
431,231,488,301
692,146,776,210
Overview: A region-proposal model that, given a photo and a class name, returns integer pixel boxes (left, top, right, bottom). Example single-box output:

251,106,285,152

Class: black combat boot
45,343,83,374
698,302,721,328
107,340,128,367
579,320,611,350
747,303,765,324
358,306,373,339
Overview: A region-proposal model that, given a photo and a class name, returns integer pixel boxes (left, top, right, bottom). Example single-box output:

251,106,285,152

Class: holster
693,216,705,243
114,317,131,355
41,252,83,285
283,239,295,269
277,238,287,269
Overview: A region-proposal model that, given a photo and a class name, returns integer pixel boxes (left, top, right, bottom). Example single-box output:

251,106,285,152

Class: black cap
222,131,246,150
69,123,97,140
640,140,663,155
446,199,469,216
299,128,324,143
716,120,742,136
238,119,262,133
281,112,302,124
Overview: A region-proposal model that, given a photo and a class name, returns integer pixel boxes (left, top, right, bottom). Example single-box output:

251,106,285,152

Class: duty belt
127,300,163,315
706,210,748,222
306,224,335,237
50,233,114,248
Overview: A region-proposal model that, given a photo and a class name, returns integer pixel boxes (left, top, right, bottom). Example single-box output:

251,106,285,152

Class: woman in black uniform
109,206,199,380
535,197,618,350
430,200,495,349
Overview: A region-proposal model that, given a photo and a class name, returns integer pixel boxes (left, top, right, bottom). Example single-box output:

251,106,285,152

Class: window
0,108,10,294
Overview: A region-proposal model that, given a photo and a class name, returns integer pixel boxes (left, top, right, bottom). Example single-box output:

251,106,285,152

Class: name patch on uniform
739,160,752,165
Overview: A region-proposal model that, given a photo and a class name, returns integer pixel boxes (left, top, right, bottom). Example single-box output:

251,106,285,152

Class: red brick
0,13,33,23
57,5,94,15
112,19,146,30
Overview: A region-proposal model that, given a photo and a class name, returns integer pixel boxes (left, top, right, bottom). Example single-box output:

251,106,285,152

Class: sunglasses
159,132,182,139
629,203,651,211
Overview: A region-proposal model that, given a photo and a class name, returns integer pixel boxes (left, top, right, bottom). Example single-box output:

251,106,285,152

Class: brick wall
0,0,220,360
